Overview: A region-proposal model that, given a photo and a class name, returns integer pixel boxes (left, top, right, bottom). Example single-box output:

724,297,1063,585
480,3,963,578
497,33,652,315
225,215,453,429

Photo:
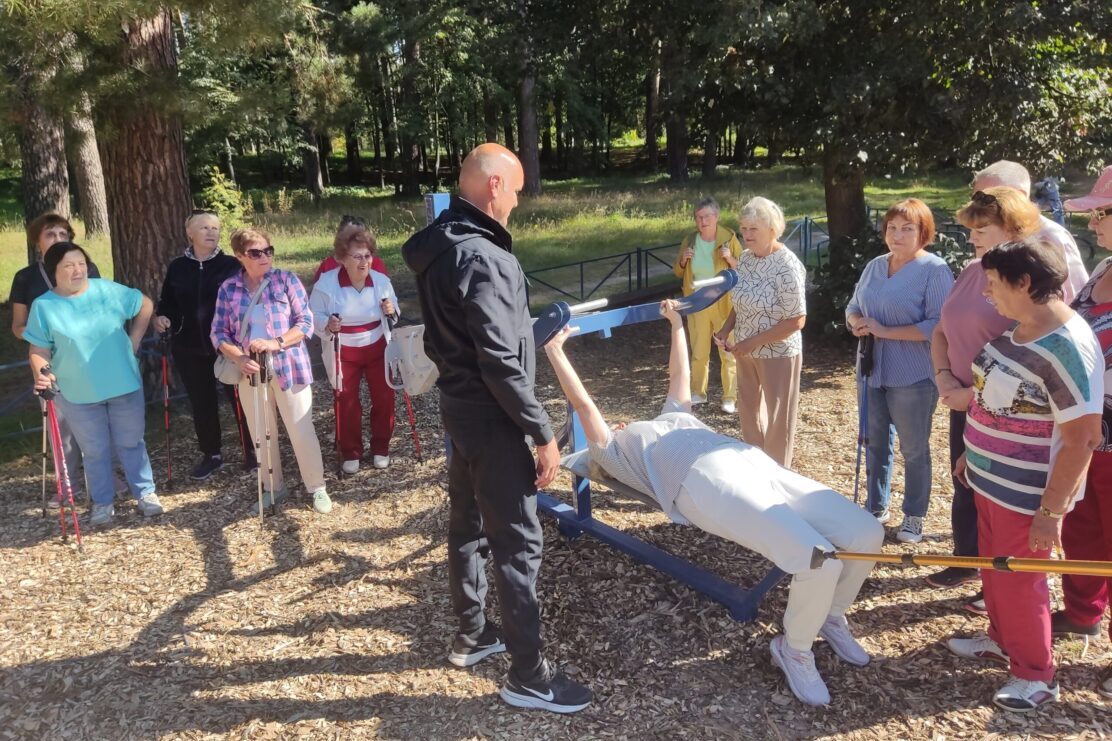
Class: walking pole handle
35,364,60,401
858,335,875,378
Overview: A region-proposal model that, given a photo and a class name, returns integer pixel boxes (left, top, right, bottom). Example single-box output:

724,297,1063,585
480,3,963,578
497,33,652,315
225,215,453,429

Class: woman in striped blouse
846,199,954,543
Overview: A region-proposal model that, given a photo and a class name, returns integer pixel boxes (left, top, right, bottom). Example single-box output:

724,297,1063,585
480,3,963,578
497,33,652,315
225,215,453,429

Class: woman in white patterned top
714,197,808,467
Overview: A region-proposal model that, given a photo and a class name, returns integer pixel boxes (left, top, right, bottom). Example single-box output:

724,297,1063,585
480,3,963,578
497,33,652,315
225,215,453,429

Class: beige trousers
237,377,326,494
735,353,802,468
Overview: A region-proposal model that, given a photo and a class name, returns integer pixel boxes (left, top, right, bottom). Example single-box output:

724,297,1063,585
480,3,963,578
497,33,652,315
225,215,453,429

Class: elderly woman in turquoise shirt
846,198,954,544
26,241,163,528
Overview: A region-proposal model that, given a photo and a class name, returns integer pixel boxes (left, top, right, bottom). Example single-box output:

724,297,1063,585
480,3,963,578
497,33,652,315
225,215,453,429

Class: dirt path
1,322,1109,740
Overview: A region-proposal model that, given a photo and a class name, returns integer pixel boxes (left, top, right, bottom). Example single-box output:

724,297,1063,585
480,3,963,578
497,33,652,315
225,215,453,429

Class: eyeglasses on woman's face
1089,207,1110,223
244,246,275,260
346,252,374,263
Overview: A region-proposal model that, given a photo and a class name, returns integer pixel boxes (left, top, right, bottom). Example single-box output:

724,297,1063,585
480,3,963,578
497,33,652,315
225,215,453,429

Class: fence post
636,248,643,290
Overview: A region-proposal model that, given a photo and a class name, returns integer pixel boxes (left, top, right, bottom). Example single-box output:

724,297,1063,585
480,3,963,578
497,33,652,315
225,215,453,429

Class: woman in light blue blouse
846,199,954,544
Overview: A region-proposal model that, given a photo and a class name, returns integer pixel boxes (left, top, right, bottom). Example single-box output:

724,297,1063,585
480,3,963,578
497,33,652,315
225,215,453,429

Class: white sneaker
90,503,115,527
721,400,736,414
873,510,891,525
896,515,924,543
342,459,360,475
690,394,707,405
136,494,164,517
312,488,333,514
946,633,1008,663
769,635,830,706
819,615,870,666
993,675,1059,712
373,455,390,469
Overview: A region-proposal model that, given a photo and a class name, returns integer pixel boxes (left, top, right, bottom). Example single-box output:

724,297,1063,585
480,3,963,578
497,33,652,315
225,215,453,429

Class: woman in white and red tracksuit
310,223,398,474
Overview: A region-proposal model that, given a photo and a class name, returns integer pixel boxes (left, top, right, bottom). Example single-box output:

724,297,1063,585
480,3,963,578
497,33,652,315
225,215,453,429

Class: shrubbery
197,167,251,229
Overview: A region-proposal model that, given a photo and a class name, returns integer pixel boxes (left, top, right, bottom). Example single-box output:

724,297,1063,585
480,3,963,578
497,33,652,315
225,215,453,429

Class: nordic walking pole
384,311,422,462
811,547,1112,578
257,350,278,515
37,367,82,551
159,330,173,489
249,355,265,526
853,334,874,505
331,314,343,465
40,396,48,518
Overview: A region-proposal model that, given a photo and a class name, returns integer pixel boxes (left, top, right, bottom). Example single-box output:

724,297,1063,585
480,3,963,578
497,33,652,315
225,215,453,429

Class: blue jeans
56,389,155,506
865,379,938,518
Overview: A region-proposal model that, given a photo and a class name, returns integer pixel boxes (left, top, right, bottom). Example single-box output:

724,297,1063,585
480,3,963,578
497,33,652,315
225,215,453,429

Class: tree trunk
540,104,552,164
660,43,688,183
318,132,332,187
702,103,720,179
518,70,542,196
64,92,109,238
99,9,192,301
398,39,422,197
665,113,688,183
482,86,499,143
15,69,69,259
822,144,868,259
300,123,324,200
644,43,661,172
554,92,565,170
345,122,362,181
501,102,515,151
220,137,236,184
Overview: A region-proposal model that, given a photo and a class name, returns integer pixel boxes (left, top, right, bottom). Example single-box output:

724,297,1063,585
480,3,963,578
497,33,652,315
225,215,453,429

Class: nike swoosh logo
524,686,555,702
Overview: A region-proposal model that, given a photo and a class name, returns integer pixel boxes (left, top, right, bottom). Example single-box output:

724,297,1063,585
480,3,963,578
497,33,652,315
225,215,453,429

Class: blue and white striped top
846,253,954,388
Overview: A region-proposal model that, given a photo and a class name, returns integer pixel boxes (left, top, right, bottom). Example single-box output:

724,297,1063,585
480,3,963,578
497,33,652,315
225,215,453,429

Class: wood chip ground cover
2,321,1110,740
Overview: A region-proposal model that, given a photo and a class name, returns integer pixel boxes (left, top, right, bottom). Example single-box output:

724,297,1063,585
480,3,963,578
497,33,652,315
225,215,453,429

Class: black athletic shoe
190,455,225,481
925,567,980,589
500,661,592,714
448,622,507,667
1050,610,1101,638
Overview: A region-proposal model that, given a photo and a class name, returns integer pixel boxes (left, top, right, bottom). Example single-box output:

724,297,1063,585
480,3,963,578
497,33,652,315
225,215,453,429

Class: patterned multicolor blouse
1071,256,1112,453
730,247,807,359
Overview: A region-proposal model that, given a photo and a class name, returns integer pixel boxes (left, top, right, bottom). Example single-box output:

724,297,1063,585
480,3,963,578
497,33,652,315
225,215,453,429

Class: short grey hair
739,196,786,239
694,196,720,217
973,160,1032,198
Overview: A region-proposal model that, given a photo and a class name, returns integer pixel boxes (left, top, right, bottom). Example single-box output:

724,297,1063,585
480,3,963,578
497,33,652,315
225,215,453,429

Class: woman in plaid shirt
211,228,330,514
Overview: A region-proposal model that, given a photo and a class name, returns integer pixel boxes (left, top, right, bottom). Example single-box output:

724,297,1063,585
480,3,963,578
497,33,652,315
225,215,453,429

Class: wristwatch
276,335,286,351
1037,505,1065,520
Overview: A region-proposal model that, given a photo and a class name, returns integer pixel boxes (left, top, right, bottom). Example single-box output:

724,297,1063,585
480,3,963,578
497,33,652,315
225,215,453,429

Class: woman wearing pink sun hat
1058,166,1112,699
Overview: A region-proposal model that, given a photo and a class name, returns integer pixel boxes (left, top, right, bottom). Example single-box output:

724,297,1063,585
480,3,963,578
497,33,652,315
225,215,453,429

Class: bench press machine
535,271,787,621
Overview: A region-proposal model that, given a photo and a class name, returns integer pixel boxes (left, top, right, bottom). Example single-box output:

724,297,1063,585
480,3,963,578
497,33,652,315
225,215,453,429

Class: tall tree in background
65,93,110,238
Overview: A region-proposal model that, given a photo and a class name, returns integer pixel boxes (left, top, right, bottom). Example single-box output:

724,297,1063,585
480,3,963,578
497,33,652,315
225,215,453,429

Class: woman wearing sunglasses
211,228,330,514
309,221,399,474
1055,167,1112,697
925,188,1042,607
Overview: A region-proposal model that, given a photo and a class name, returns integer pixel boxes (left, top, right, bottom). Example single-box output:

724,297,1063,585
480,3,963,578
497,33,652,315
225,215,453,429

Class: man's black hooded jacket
402,196,553,445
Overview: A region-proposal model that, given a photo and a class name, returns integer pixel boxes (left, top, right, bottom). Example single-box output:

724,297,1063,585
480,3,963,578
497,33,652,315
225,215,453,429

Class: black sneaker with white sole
500,661,592,714
190,454,225,481
448,622,507,667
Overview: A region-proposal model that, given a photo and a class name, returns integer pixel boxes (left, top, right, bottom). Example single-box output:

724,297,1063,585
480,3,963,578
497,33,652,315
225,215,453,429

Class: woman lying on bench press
543,299,884,707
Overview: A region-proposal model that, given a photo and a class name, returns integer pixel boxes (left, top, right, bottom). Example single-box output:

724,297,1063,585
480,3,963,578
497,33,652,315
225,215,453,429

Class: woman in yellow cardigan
673,196,743,412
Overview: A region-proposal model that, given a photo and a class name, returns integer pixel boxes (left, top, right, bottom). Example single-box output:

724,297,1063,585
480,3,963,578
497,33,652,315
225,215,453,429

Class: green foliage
197,166,250,229
806,228,889,341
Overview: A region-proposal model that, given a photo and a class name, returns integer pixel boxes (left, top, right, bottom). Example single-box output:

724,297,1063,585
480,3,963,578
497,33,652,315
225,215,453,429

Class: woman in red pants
1060,168,1112,698
310,222,398,474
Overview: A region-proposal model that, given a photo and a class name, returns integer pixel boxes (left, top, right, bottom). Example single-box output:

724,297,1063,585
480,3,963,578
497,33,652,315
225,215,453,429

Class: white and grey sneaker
769,635,830,706
372,455,390,470
819,615,870,666
896,515,924,544
90,503,115,527
311,488,333,514
946,633,1008,663
136,494,164,517
721,400,736,414
873,509,891,525
690,394,708,405
993,675,1059,712
341,459,360,475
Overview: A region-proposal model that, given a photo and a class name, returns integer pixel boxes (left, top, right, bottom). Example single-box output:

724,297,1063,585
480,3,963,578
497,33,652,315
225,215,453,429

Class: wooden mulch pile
1,321,1110,740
